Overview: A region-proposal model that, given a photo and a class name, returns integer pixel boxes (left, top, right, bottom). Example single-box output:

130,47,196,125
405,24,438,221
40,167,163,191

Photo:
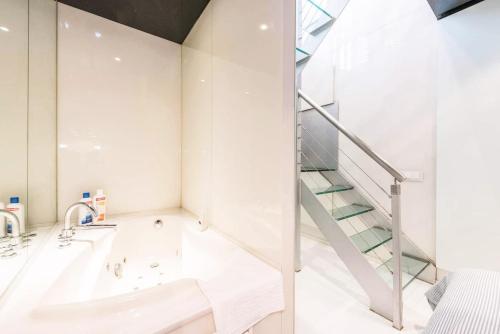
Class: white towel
197,251,285,334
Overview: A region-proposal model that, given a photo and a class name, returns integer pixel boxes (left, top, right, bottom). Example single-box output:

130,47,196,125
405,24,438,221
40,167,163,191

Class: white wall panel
58,4,182,220
181,0,296,331
436,0,500,272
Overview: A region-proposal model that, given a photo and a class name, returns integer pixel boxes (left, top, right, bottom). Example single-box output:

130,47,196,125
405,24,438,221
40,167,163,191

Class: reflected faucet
61,202,98,238
0,209,21,245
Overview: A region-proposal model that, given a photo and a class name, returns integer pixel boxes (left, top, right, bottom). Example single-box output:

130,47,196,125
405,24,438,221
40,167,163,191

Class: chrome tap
60,202,117,242
61,202,98,238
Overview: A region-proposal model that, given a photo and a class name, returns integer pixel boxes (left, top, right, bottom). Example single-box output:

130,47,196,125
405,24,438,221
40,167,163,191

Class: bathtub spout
74,223,117,230
61,202,98,238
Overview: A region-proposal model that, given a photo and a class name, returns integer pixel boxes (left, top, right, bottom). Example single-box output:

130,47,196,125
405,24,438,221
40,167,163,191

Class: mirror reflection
0,0,57,297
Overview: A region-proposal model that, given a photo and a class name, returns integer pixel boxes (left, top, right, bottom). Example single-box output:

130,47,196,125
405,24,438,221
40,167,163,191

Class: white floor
295,236,433,334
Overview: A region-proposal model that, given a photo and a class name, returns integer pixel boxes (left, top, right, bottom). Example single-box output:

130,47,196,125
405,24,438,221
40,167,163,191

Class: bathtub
0,210,282,334
41,214,188,305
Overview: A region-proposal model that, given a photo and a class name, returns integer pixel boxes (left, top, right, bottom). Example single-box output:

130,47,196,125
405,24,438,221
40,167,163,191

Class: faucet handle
9,236,21,247
60,228,74,239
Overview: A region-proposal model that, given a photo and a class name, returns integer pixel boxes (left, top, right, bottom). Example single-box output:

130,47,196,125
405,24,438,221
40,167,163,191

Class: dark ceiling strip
57,0,210,44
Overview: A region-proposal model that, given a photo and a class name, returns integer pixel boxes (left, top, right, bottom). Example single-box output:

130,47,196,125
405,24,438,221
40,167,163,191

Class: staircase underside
426,0,484,19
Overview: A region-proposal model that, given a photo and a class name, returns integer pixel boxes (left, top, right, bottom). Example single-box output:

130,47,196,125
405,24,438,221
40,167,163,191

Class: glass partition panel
0,0,30,297
0,0,57,298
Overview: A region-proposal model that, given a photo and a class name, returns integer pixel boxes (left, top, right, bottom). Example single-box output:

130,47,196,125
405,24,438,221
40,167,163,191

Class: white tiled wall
57,4,182,220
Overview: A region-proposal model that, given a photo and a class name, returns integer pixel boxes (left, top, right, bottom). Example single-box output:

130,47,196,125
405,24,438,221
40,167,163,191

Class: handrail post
391,180,403,330
295,90,303,272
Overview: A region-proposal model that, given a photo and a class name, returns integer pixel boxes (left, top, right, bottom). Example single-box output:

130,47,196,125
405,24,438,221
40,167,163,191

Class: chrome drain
153,219,163,229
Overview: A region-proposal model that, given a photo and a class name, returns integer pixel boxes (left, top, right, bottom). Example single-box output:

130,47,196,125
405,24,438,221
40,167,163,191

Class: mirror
0,0,57,297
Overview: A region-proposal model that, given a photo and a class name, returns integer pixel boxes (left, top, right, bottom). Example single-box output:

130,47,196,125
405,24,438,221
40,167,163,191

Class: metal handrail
298,89,406,183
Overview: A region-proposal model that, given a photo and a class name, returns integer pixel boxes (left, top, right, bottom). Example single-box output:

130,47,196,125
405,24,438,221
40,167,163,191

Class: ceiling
58,0,211,44
426,0,484,19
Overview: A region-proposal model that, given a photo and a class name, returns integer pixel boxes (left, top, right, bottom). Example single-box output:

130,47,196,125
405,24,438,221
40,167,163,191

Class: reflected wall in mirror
0,0,57,297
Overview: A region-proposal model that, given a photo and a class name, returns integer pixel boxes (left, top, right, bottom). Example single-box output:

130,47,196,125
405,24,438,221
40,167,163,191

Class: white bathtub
42,214,187,305
0,210,282,334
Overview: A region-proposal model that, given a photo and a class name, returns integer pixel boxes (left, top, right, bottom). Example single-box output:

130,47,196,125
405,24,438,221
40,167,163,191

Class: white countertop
0,227,52,298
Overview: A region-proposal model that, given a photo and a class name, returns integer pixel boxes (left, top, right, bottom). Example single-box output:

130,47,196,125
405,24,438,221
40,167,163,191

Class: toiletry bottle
6,197,25,235
78,192,93,225
93,189,107,222
0,202,6,238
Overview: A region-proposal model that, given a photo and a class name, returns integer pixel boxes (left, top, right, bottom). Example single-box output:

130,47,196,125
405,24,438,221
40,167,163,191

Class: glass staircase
296,0,436,328
296,0,349,71
301,164,432,288
298,97,436,327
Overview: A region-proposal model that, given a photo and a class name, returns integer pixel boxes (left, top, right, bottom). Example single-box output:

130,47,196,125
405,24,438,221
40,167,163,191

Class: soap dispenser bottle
6,197,25,235
93,189,107,222
78,192,93,225
0,202,6,238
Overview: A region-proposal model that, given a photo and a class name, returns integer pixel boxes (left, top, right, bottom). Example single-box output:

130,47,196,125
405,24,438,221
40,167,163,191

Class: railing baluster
391,181,403,330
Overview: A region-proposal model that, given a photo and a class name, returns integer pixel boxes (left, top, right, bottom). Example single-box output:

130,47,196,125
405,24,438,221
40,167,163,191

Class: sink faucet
61,202,98,238
0,209,21,245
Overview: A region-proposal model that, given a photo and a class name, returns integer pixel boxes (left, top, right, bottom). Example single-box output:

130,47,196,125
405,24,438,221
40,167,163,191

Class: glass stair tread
302,0,334,34
332,204,374,221
313,184,353,195
305,0,334,19
301,167,336,172
350,227,392,253
296,48,311,63
304,17,334,35
376,255,431,289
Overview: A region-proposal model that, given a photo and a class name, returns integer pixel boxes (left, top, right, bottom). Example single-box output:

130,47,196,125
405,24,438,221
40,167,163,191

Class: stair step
304,0,334,19
313,184,353,195
296,48,311,63
306,17,334,35
376,254,431,289
332,204,374,221
301,167,336,172
350,227,392,253
302,0,334,35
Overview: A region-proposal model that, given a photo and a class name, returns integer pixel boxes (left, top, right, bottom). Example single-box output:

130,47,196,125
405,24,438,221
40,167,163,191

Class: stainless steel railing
298,89,406,182
298,89,404,330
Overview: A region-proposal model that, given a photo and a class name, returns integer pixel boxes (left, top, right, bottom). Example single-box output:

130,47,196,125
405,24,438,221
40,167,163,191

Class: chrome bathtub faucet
60,202,117,245
61,202,99,239
114,262,123,279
